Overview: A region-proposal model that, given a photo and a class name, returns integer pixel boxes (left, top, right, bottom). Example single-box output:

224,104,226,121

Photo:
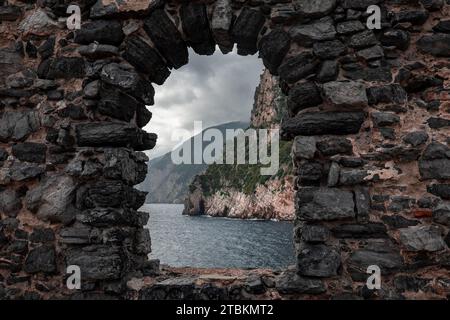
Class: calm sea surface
143,203,295,269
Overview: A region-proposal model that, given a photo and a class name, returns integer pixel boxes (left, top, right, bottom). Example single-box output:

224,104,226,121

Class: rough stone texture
323,81,368,108
180,3,215,56
0,0,448,301
297,244,341,277
231,7,265,56
143,9,189,69
296,188,355,221
399,225,445,252
211,0,233,54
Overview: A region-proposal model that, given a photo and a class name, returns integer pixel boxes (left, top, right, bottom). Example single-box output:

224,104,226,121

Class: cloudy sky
143,47,264,159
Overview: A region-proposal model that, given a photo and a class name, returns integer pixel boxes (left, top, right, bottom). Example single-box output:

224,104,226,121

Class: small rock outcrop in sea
0,0,449,300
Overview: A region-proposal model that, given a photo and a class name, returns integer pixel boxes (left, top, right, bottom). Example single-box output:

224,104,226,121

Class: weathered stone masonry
0,0,449,299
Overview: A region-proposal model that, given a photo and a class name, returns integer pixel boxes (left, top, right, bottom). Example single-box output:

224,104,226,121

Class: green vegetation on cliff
194,139,293,197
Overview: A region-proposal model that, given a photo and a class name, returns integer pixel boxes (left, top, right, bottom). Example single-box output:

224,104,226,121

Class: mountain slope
138,121,248,203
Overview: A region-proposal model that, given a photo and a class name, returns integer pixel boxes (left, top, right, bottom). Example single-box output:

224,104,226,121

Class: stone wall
0,0,449,299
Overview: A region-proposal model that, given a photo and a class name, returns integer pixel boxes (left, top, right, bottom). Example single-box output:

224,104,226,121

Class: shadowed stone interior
0,0,449,300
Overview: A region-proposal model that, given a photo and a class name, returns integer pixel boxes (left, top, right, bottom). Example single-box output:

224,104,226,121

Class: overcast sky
143,47,264,159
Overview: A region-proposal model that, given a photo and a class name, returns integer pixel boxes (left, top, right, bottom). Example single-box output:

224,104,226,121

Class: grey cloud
144,47,264,159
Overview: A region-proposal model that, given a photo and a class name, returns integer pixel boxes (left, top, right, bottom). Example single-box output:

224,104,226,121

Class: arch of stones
0,0,449,299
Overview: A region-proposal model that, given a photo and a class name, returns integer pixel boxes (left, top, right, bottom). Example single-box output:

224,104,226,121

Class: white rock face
204,178,295,221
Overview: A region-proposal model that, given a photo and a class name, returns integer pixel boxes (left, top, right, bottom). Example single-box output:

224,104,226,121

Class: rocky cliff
184,69,295,220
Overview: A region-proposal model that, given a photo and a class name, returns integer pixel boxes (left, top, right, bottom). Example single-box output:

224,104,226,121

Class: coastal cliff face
183,69,295,220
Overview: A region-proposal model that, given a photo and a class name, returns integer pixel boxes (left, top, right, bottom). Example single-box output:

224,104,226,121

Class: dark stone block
44,57,86,79
231,7,265,56
313,40,346,59
12,143,47,163
0,6,21,21
317,60,338,83
0,189,22,217
300,224,330,243
76,180,146,210
102,149,148,185
381,215,419,229
139,277,196,300
367,84,407,105
287,81,322,115
380,29,410,50
403,131,429,147
275,269,325,294
75,122,157,151
98,83,141,122
332,223,387,238
418,34,450,57
433,20,450,33
297,244,341,277
329,77,370,108
433,203,450,226
339,169,368,185
278,52,319,83
24,245,56,274
394,275,430,293
144,9,188,69
296,187,355,221
60,226,101,245
66,245,123,280
343,65,392,82
142,259,160,276
419,142,450,179
89,0,162,18
348,246,403,280
77,208,142,227
298,162,323,185
38,36,55,59
427,184,450,200
0,111,40,142
372,112,400,127
7,240,28,255
341,0,382,9
180,3,215,55
258,29,291,75
387,196,415,213
349,30,378,49
289,18,336,46
30,228,55,243
74,20,124,45
317,137,353,156
293,0,337,19
0,148,8,162
100,63,155,105
427,117,450,129
122,35,170,85
354,186,370,220
392,10,429,26
281,111,365,139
